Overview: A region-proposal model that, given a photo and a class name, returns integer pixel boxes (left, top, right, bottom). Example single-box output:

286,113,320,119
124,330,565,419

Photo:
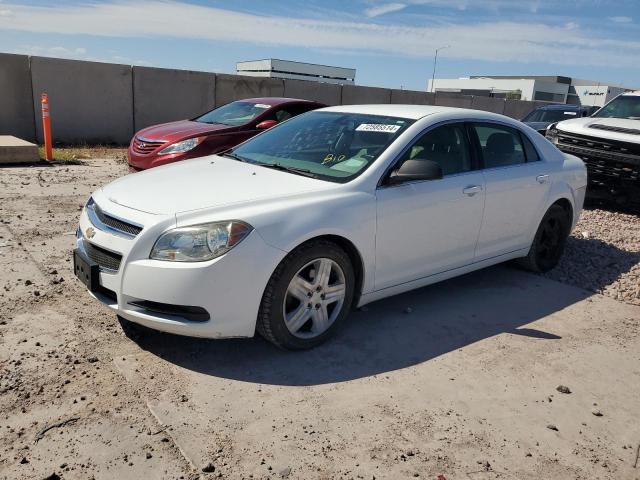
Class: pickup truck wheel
257,240,355,350
518,204,571,273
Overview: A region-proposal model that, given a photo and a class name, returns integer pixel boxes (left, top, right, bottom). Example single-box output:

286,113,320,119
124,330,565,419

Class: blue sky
1,0,639,90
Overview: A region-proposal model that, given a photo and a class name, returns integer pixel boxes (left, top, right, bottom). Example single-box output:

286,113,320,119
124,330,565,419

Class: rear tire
256,240,355,350
518,204,571,273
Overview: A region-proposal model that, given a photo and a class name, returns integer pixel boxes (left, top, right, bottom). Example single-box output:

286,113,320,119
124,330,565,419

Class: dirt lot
1,158,639,480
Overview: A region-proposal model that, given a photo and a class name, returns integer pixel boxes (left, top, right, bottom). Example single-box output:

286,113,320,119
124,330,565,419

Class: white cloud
364,3,406,18
608,16,632,23
19,45,89,59
0,1,638,69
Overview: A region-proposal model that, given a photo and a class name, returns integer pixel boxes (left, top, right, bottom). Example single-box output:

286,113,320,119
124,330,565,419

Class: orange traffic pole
41,93,53,161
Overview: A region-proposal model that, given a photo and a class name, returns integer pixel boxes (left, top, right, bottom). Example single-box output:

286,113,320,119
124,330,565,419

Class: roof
232,97,324,106
236,58,355,74
537,104,589,111
319,104,515,121
470,75,572,84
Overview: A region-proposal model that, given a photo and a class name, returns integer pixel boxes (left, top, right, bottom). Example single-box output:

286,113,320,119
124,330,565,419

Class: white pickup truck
546,90,640,207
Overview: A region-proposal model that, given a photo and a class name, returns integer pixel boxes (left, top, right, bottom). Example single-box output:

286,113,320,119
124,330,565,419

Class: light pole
430,45,450,93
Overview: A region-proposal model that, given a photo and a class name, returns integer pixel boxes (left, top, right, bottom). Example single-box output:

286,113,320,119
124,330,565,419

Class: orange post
41,93,53,161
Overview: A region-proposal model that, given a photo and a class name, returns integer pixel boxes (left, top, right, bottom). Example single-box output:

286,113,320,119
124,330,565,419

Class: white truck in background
546,90,640,207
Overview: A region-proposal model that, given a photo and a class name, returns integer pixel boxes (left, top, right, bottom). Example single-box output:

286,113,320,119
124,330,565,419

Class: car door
375,122,486,290
471,122,551,260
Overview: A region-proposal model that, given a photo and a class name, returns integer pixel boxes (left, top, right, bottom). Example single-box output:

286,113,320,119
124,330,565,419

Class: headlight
545,123,559,145
158,137,203,155
150,221,253,262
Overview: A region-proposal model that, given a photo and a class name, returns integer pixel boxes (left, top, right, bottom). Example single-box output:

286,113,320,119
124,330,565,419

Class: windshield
195,101,271,126
230,111,414,183
593,95,640,120
523,109,580,123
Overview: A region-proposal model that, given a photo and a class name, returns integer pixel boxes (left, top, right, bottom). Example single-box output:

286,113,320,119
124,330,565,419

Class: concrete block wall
0,53,36,141
215,74,284,107
390,89,435,105
504,99,538,120
341,85,392,104
133,66,216,132
30,56,133,144
282,79,342,105
0,55,553,145
470,96,506,115
435,92,474,109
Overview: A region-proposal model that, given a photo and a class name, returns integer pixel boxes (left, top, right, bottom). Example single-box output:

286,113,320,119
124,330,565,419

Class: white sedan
74,105,587,349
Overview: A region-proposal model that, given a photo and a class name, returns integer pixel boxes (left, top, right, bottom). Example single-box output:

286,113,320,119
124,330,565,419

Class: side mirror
387,159,443,185
256,119,278,130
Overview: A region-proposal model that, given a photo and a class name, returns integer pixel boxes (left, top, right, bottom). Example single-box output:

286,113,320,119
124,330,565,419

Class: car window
523,109,578,123
593,95,640,119
195,101,271,126
397,124,471,176
274,109,293,122
472,124,526,168
521,134,540,162
231,111,414,183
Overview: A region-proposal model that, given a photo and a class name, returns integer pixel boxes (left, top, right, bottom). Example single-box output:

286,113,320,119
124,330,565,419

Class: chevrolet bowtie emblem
85,227,96,239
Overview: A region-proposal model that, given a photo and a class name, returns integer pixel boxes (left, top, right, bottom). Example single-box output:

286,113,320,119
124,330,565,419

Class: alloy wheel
282,258,346,339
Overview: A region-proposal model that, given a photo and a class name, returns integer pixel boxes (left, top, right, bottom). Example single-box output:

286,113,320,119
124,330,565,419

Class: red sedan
128,98,325,171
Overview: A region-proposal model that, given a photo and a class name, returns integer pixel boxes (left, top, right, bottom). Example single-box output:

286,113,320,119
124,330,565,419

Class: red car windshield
195,101,271,126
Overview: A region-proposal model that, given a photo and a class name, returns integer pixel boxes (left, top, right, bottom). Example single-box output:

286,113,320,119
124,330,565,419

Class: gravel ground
1,157,639,479
546,208,640,305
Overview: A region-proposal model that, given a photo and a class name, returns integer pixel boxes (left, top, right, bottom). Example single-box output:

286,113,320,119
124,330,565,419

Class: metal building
236,59,355,85
428,75,635,107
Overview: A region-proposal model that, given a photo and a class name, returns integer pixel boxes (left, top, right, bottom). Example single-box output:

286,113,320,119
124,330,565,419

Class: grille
132,136,166,155
94,203,142,237
556,132,640,164
589,124,640,136
128,300,210,322
556,131,640,187
583,157,640,185
84,241,122,272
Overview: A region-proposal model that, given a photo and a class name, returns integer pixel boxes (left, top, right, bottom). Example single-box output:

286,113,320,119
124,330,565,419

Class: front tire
518,204,571,273
257,240,355,350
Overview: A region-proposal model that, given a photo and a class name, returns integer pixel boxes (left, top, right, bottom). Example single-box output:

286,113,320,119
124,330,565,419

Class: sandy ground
1,158,639,480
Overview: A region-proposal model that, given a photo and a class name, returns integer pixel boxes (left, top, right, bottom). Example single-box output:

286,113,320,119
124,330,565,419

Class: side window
472,124,526,168
274,109,293,122
398,123,472,176
272,104,314,123
521,134,540,162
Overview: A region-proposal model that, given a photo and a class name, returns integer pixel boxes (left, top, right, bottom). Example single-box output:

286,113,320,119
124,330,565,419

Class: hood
100,156,332,215
136,120,237,142
523,121,551,132
555,117,640,143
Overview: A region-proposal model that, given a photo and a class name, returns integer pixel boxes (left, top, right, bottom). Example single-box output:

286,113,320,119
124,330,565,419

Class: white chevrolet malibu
74,105,587,349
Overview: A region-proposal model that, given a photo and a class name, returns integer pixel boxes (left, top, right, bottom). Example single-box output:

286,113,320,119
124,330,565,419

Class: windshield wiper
220,151,250,163
259,163,319,178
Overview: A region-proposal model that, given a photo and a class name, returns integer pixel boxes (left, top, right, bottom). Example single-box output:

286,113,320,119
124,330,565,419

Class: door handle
462,185,482,196
536,174,550,184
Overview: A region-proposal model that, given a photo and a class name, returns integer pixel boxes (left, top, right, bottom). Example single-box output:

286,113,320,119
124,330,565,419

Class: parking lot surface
1,158,639,479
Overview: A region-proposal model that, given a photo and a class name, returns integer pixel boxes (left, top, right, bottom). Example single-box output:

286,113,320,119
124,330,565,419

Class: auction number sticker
356,124,401,133
254,103,271,109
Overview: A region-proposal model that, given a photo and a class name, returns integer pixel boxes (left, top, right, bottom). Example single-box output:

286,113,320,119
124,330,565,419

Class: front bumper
76,195,286,338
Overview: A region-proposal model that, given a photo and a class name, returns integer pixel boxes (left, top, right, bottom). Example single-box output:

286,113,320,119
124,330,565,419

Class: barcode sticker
564,112,577,115
356,124,401,133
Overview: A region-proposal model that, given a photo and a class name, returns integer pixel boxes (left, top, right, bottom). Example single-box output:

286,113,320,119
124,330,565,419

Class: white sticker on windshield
356,124,401,133
564,111,577,115
254,103,271,109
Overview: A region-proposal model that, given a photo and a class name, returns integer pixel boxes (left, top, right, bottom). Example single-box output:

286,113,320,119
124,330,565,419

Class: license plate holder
73,249,100,292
